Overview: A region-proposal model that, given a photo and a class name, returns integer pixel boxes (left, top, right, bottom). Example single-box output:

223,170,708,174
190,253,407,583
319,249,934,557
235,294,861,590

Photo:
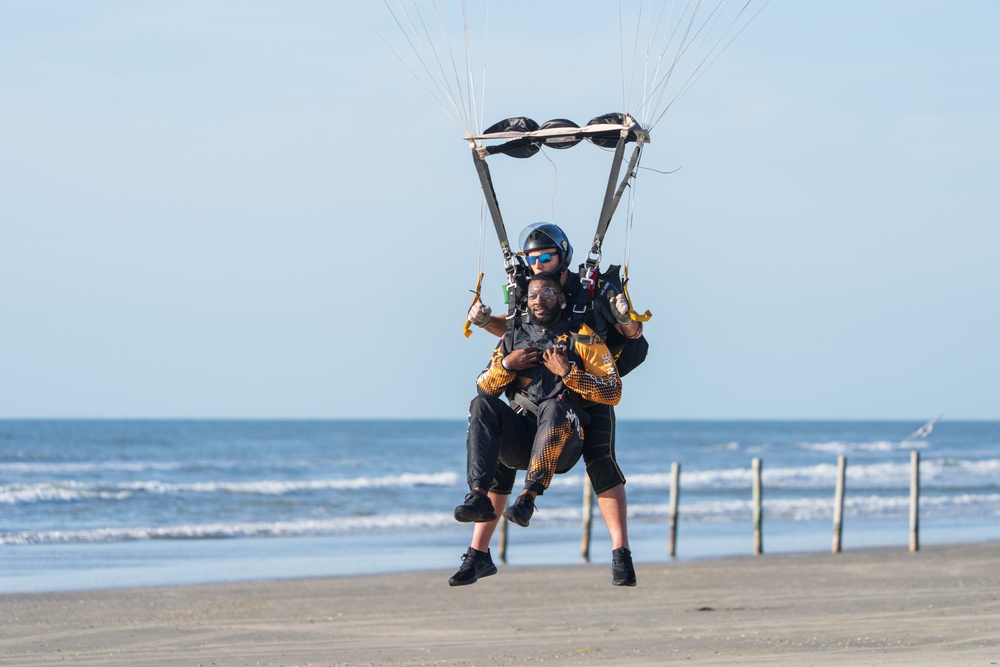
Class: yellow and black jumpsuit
466,319,621,496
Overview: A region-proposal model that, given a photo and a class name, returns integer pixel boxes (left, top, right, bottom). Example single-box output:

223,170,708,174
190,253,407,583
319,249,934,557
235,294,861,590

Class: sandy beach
2,541,997,666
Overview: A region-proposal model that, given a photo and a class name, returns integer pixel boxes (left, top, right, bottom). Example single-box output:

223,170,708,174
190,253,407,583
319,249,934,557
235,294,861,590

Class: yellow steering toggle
463,272,485,338
622,265,652,322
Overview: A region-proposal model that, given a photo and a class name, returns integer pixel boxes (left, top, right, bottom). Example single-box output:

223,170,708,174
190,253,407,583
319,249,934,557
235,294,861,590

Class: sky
2,2,998,421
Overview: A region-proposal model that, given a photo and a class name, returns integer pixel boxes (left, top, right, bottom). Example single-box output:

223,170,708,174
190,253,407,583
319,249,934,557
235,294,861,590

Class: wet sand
2,542,997,666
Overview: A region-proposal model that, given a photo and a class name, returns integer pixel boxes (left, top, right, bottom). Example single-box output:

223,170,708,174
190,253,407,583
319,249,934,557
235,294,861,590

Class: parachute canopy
352,0,769,322
351,1,770,139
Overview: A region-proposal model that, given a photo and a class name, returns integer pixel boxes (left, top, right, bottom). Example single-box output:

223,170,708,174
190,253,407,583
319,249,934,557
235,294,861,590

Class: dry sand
2,542,997,666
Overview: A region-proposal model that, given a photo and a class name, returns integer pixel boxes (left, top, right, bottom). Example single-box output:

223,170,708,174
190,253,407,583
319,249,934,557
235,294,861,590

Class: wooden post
832,455,846,553
668,462,681,558
581,475,593,562
498,516,508,564
752,457,763,555
910,450,920,553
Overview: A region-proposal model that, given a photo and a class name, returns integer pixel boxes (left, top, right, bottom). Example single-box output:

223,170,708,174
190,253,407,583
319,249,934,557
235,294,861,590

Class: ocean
1,419,997,593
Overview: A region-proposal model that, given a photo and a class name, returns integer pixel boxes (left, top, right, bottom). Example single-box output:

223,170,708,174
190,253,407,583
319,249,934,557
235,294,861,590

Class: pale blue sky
2,2,997,420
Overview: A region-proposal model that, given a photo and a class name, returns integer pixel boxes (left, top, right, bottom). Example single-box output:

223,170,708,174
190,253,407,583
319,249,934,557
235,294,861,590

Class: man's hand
610,293,633,325
503,348,541,371
542,347,571,378
468,301,493,327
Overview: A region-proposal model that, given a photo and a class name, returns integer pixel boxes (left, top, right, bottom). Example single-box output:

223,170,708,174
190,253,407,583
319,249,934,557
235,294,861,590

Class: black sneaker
454,491,497,523
448,547,497,586
611,547,637,586
502,493,535,527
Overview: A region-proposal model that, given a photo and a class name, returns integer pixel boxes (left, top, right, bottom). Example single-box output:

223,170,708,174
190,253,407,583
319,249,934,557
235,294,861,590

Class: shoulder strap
570,264,596,333
504,264,529,337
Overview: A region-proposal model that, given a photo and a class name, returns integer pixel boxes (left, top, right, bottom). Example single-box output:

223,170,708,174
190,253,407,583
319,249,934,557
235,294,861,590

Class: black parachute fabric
585,112,645,149
481,117,541,158
538,119,581,149
478,113,647,159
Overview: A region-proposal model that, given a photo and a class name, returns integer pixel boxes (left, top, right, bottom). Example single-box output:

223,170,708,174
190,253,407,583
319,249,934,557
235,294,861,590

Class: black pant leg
466,394,532,491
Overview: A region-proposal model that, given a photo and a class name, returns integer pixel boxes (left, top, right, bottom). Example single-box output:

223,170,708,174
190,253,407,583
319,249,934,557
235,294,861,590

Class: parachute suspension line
640,163,683,175
621,167,653,323
640,0,711,129
541,148,561,227
478,198,487,277
463,0,490,136
618,0,676,126
359,1,463,130
462,195,489,338
617,2,625,114
352,0,483,135
458,0,475,132
618,157,652,323
647,0,770,129
641,0,691,123
612,0,768,131
649,0,733,124
388,1,468,131
635,0,673,123
622,171,638,270
431,0,475,134
673,0,771,112
618,1,641,120
415,0,478,135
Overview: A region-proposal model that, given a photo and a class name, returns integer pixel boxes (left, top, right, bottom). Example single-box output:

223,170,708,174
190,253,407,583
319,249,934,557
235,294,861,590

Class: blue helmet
518,222,574,273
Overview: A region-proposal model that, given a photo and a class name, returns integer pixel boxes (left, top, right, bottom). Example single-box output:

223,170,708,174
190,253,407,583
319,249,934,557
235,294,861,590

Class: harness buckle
510,393,539,415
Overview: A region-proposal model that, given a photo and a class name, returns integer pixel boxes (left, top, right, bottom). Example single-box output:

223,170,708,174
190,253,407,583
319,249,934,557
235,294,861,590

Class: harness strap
510,393,539,415
571,265,595,333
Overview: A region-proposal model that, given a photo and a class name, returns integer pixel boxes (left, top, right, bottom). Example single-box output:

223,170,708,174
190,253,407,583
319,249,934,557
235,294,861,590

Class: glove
610,293,633,325
468,301,493,327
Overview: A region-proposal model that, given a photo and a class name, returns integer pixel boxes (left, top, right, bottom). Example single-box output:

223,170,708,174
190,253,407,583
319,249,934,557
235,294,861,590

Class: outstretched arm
468,301,507,337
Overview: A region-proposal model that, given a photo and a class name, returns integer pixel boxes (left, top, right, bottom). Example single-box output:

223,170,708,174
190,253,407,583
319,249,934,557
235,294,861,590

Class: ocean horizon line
3,416,995,423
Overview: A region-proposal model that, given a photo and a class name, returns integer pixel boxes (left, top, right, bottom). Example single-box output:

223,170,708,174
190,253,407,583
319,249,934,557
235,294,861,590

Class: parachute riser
592,128,645,262
470,148,511,253
469,142,531,332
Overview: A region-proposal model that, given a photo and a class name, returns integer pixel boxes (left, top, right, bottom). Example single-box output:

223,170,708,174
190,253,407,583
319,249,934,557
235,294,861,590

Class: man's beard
528,303,561,327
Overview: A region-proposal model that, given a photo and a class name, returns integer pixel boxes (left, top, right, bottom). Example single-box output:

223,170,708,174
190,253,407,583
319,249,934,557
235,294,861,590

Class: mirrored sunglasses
525,253,555,265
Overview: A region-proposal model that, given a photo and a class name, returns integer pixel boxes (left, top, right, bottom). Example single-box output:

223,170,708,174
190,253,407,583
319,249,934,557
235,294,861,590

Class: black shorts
581,404,626,494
